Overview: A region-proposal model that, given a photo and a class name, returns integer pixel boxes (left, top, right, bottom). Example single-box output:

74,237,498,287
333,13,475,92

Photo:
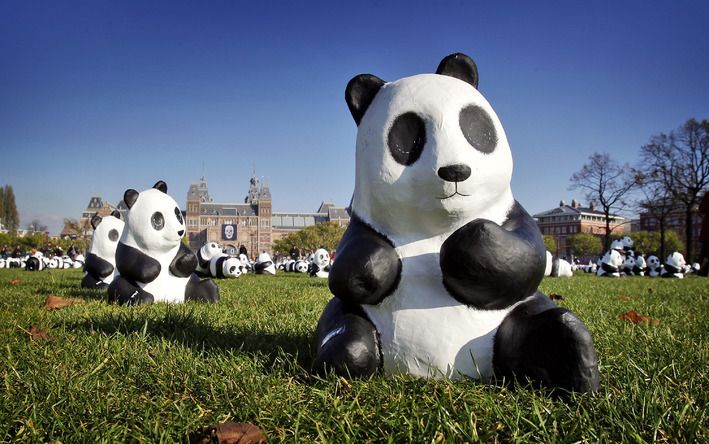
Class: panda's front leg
107,276,154,305
440,201,546,309
313,297,382,377
493,292,600,393
328,214,401,305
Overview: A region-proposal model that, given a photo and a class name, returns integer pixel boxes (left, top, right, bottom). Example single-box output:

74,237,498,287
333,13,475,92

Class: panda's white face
621,236,633,249
313,248,330,268
635,255,646,268
623,256,635,269
295,261,308,273
126,188,185,253
200,242,222,261
647,255,660,269
603,250,623,268
352,74,513,238
89,215,125,261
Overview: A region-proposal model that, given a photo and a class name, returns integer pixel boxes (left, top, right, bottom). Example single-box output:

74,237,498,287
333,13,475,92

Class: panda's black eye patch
108,229,119,242
151,212,165,230
174,207,184,224
459,105,497,154
387,112,426,166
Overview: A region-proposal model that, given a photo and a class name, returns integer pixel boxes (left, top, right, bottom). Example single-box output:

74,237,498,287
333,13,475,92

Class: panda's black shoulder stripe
170,242,198,278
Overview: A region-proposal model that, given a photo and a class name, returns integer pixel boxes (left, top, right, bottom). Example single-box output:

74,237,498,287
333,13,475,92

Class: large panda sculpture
313,53,599,393
597,249,623,277
647,255,662,277
661,251,686,278
82,211,125,288
308,248,332,278
107,181,219,304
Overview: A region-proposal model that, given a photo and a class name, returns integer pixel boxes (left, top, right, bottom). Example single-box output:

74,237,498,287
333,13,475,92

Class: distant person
699,191,709,276
239,244,248,257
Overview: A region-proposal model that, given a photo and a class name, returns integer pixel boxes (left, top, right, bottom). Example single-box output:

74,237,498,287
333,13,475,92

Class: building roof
187,176,213,202
200,203,257,217
533,201,627,220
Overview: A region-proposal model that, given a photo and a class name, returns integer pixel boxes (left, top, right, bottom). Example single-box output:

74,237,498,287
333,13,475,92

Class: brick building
72,195,128,238
533,199,627,258
185,176,349,256
638,199,703,259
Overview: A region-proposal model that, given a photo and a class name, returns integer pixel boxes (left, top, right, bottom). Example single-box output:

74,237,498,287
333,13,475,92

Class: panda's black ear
111,210,121,220
435,53,479,89
124,189,139,209
153,180,168,193
90,212,102,230
346,74,386,126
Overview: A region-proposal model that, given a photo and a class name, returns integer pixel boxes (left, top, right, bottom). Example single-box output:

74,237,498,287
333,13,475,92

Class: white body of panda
310,248,331,278
255,252,276,275
72,254,85,268
661,251,686,278
86,214,124,285
119,187,189,303
209,254,242,278
238,254,251,274
196,242,222,276
597,250,623,277
347,69,524,379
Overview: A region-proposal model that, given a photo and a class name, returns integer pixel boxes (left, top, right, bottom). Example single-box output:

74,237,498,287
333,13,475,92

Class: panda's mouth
438,182,471,200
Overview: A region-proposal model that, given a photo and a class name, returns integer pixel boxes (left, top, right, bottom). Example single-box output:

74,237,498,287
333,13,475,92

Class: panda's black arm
169,242,198,277
440,200,546,310
115,242,161,283
328,214,401,305
83,252,114,279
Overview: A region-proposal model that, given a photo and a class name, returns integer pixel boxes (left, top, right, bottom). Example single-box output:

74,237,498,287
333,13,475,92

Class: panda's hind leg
81,273,108,289
107,276,154,305
184,274,220,303
313,297,382,378
493,292,600,394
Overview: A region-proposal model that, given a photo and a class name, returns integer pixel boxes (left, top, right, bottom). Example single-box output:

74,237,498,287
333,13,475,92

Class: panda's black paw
493,293,600,394
313,298,381,377
81,273,107,289
185,274,220,303
442,219,540,309
107,277,154,305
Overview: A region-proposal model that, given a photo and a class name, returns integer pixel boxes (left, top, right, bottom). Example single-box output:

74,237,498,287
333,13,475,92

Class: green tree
2,185,20,234
542,235,556,253
272,222,346,255
566,233,602,259
631,230,684,257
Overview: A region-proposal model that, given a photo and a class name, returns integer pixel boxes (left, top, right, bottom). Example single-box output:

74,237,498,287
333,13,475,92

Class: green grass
0,269,706,443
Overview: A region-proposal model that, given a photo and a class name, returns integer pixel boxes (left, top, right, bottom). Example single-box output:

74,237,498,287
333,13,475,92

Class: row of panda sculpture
0,253,85,271
592,236,699,278
9,53,610,393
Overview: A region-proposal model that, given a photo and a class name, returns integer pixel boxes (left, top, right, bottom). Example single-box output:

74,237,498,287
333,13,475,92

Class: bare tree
639,119,709,261
569,152,637,251
633,167,677,260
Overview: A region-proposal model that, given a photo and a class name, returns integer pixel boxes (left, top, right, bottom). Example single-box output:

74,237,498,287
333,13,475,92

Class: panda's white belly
139,254,189,303
362,236,513,380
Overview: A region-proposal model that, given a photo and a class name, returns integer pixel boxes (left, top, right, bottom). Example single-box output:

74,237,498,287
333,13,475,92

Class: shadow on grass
66,308,315,372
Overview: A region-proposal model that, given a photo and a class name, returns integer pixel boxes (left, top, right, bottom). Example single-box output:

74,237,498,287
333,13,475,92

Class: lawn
0,269,706,443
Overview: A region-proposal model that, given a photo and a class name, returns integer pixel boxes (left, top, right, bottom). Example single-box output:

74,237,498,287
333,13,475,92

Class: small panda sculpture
620,236,633,253
0,258,5,269
313,53,599,393
544,251,573,278
597,250,623,277
293,260,309,273
254,252,276,275
107,181,219,304
195,242,223,277
308,248,331,278
25,253,45,272
647,255,662,277
633,255,647,276
661,251,686,278
238,253,252,274
621,256,636,276
82,211,124,289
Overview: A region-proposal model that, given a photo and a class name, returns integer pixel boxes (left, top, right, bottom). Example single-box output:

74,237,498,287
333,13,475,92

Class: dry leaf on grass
9,279,21,285
44,295,82,310
29,325,52,341
619,310,659,325
618,295,631,301
190,422,267,444
548,293,564,300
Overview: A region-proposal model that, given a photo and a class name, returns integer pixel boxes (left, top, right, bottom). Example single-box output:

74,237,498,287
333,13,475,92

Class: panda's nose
437,164,471,182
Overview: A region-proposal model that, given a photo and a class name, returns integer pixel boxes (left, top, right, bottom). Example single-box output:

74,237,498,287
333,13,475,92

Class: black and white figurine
621,256,636,276
107,181,219,305
544,251,573,278
254,252,276,275
308,248,331,278
25,252,45,272
82,211,124,288
195,242,222,277
597,250,623,277
633,255,647,276
620,236,633,253
313,53,599,393
661,251,686,278
647,255,662,277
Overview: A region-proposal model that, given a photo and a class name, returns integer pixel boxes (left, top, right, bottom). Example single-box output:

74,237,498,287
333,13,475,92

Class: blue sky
1,0,708,234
